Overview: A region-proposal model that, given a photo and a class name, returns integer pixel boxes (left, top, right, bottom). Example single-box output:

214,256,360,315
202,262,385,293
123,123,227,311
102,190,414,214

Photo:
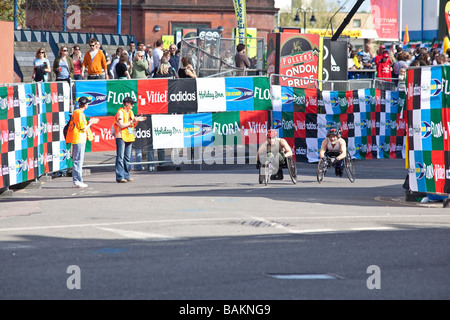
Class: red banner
370,0,399,40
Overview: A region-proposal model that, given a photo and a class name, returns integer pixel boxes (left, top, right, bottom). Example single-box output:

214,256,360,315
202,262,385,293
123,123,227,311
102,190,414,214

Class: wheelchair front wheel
286,156,297,184
344,153,356,183
317,158,327,183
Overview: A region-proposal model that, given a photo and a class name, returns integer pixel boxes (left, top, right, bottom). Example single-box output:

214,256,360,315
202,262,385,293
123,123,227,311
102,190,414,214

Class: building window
353,19,361,28
172,22,211,35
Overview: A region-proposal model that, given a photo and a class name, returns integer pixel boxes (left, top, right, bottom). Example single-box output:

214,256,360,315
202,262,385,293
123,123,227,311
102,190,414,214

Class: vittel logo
170,91,196,102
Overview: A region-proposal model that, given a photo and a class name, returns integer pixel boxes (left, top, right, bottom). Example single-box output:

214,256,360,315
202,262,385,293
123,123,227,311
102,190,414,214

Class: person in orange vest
113,96,147,183
65,96,99,188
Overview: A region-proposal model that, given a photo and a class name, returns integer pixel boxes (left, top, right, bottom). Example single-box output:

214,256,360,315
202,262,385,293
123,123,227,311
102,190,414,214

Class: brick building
26,0,279,46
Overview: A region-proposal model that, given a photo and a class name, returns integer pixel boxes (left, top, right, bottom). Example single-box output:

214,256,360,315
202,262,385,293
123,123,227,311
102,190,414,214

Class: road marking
0,215,447,233
95,227,180,241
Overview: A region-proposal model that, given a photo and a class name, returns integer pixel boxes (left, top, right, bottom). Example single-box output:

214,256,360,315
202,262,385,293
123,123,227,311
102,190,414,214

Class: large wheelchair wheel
286,156,297,184
262,161,272,186
317,158,327,183
344,153,356,183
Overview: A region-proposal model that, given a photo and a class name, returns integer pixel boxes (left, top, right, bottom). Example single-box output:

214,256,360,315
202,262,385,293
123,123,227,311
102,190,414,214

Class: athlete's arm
319,139,328,159
280,139,293,158
336,138,347,161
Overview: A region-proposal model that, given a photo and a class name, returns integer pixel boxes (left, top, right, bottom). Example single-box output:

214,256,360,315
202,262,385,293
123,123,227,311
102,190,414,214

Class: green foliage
278,0,340,30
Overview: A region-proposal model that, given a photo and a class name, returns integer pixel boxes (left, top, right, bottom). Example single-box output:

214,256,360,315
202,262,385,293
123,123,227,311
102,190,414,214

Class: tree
0,0,97,31
278,0,340,31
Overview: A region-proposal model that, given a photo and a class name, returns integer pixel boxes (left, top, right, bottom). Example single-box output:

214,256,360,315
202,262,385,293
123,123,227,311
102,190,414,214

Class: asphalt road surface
0,158,449,302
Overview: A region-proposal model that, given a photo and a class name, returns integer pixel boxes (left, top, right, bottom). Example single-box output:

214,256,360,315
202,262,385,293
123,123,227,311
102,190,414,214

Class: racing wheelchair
317,152,355,183
258,155,297,186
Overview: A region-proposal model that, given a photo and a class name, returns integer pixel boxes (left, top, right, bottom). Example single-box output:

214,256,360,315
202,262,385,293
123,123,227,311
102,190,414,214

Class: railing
269,74,401,91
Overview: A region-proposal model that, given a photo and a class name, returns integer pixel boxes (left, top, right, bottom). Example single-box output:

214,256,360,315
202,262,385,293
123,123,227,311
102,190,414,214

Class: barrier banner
407,66,448,194
75,77,272,117
0,82,71,189
272,85,406,163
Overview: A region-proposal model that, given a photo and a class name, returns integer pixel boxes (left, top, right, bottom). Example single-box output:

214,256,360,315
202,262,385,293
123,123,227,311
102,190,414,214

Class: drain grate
266,273,342,280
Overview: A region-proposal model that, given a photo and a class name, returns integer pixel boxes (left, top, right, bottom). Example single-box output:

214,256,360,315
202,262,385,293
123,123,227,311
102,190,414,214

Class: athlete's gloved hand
256,160,261,169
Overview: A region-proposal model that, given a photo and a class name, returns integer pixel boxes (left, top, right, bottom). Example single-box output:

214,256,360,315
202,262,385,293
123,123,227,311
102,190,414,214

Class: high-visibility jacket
114,107,136,142
65,108,93,144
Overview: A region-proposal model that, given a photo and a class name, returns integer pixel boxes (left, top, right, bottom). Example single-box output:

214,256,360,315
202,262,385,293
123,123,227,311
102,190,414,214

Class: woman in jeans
113,97,147,183
65,96,99,188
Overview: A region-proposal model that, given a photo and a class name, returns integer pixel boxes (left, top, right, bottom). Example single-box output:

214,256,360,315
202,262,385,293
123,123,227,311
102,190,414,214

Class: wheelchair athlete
319,128,347,177
256,129,293,180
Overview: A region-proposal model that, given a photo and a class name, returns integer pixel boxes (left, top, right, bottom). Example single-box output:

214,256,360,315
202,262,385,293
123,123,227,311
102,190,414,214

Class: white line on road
0,215,447,233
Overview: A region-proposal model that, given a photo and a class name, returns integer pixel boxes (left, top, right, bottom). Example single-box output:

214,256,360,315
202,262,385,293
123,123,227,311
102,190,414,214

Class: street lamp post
293,8,316,33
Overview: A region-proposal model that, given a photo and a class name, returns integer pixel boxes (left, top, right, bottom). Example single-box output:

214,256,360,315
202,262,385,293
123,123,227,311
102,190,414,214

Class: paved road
0,158,449,301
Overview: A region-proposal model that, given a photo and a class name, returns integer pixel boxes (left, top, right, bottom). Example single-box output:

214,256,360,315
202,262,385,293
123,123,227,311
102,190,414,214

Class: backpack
63,115,73,140
34,65,45,82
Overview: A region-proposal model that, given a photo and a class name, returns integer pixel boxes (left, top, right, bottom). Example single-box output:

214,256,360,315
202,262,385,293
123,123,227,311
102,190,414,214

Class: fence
269,74,401,91
179,36,266,77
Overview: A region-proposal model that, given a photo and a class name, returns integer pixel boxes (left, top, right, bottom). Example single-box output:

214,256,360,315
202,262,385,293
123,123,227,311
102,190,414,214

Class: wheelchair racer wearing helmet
319,128,347,177
256,129,293,180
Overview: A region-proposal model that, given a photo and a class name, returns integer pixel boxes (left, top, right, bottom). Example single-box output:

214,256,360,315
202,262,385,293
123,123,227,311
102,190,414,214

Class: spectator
178,56,197,78
110,47,124,79
53,45,74,83
65,96,99,188
116,52,131,79
377,52,392,81
128,41,137,61
374,45,390,66
32,48,51,82
222,49,234,65
234,43,250,76
397,67,407,92
146,46,154,77
82,38,109,80
361,42,374,69
113,97,147,183
70,45,83,80
418,52,432,66
153,39,164,71
169,43,180,72
353,51,364,70
130,50,149,79
393,51,410,78
153,57,176,79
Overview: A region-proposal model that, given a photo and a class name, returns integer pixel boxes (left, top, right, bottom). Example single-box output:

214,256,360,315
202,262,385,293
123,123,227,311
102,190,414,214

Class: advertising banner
271,85,406,163
0,81,71,189
407,65,449,194
233,0,247,43
370,0,399,41
275,33,323,88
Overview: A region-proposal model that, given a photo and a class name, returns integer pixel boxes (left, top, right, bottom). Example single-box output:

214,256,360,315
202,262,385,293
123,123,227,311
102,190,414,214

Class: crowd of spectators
32,36,252,83
347,40,450,85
